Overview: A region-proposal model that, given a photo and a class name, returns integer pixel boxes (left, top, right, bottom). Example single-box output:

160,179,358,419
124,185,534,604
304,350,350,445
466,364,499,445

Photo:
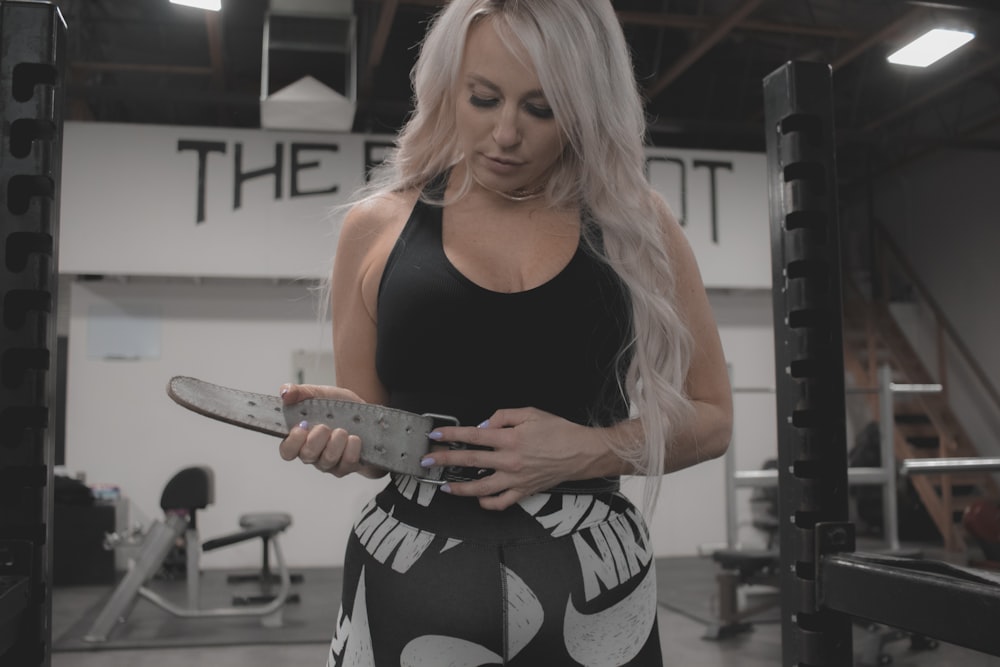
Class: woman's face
455,17,564,196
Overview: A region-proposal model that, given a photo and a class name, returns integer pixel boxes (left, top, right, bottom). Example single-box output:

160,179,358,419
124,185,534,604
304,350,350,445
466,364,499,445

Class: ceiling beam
359,0,399,99
868,110,1000,181
204,11,227,124
204,11,226,89
904,0,1000,11
66,83,259,106
863,50,1000,132
616,11,859,40
832,7,926,71
644,0,766,100
70,62,214,76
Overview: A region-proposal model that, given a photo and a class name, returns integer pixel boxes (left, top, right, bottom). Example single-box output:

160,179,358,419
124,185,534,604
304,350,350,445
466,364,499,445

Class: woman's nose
492,107,521,148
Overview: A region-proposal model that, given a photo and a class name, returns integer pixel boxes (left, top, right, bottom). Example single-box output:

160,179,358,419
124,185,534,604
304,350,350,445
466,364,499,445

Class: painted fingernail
440,483,452,494
299,420,309,429
477,419,490,428
280,384,291,397
427,431,443,440
420,457,435,467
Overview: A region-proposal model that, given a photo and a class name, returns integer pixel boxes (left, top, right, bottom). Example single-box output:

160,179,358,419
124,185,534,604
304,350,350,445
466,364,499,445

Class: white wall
63,281,777,567
64,279,372,569
57,121,780,568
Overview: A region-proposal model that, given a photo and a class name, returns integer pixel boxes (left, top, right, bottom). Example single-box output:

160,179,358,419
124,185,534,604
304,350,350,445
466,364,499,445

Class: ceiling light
887,28,974,67
170,0,222,10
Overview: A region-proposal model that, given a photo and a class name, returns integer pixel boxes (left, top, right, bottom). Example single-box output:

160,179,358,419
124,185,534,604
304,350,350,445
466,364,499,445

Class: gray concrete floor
48,609,1000,667
48,557,1000,667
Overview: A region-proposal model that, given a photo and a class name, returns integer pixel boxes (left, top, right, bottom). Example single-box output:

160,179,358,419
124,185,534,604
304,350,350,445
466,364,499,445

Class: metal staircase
841,228,1000,554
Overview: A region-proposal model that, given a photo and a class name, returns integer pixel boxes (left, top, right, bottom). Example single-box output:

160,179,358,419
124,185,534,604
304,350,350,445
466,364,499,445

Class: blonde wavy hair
349,0,694,511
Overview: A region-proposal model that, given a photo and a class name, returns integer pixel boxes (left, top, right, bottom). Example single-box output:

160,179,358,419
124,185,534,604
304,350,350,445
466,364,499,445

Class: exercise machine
83,466,296,643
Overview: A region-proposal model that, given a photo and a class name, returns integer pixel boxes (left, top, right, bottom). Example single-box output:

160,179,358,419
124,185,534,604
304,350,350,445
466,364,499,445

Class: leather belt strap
166,376,449,482
167,376,621,494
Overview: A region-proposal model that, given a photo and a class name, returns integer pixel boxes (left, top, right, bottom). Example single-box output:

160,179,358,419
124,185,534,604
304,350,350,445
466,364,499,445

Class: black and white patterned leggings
327,475,662,666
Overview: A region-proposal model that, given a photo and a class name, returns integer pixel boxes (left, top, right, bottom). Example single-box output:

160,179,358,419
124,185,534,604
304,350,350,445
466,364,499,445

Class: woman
279,1,732,664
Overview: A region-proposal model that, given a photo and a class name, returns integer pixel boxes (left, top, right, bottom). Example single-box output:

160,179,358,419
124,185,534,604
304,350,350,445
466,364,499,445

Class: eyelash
468,95,554,120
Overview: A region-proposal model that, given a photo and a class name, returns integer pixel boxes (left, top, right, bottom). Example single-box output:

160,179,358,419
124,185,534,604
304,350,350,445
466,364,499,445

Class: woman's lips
481,154,524,174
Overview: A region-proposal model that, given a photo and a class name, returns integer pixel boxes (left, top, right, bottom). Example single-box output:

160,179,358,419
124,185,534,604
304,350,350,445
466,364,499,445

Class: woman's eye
525,103,554,119
469,95,498,108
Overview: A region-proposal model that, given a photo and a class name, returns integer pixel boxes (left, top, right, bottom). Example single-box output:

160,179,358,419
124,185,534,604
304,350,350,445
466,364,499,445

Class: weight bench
222,512,302,605
704,548,780,640
84,466,295,642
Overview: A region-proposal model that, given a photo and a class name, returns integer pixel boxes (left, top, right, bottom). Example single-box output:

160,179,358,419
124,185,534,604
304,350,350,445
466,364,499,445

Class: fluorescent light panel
170,0,222,10
887,28,974,67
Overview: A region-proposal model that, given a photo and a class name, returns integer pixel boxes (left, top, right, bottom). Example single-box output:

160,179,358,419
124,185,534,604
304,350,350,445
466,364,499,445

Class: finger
309,427,344,471
428,424,512,450
279,383,364,405
439,470,512,498
280,383,309,405
421,448,513,474
277,423,309,461
299,424,334,464
479,408,534,429
478,488,524,511
327,432,363,476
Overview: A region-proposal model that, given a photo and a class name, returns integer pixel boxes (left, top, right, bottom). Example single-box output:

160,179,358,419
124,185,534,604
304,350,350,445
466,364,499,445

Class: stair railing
872,224,1000,430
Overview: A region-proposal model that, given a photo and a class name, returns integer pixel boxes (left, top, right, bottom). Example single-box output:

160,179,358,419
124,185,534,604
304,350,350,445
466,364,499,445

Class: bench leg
83,514,187,642
703,570,754,640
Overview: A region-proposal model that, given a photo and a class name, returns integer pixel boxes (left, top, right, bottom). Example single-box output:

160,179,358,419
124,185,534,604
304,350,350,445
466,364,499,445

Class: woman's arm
647,194,733,471
277,193,413,478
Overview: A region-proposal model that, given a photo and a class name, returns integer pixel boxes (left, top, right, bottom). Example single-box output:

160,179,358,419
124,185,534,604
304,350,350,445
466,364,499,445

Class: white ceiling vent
260,0,356,132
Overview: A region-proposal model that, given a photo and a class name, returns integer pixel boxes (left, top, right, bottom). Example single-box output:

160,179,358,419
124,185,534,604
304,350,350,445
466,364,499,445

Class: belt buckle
414,413,458,486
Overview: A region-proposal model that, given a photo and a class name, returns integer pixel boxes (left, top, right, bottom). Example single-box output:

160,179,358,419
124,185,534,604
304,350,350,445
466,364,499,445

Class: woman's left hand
420,407,616,511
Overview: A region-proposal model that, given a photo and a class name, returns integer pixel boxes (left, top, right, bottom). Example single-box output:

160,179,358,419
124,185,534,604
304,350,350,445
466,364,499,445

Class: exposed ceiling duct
259,0,356,132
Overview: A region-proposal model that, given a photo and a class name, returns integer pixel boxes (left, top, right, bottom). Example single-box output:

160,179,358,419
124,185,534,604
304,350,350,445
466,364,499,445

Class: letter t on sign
693,159,733,244
178,140,227,224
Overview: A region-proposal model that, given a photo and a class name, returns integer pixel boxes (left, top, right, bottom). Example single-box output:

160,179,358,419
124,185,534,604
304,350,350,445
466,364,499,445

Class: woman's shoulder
340,187,422,242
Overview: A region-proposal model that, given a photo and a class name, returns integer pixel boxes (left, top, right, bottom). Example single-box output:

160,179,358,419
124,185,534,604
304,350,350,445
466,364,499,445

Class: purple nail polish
299,420,309,429
427,431,443,440
477,419,490,428
420,457,435,467
440,483,452,494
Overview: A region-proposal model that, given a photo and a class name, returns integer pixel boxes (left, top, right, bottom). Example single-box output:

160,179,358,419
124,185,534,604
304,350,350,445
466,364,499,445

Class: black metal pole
763,61,853,666
0,2,66,665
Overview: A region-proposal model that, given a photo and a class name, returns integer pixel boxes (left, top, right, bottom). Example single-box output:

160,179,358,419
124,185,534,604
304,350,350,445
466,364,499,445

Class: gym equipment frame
764,60,1000,665
0,2,65,666
724,368,944,554
83,467,296,643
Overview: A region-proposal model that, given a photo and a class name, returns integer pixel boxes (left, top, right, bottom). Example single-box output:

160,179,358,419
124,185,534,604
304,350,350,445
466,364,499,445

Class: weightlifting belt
167,376,453,483
167,376,621,494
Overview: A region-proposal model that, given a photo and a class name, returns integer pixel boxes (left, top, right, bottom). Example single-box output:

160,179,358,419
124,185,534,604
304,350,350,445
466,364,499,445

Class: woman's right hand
276,383,388,479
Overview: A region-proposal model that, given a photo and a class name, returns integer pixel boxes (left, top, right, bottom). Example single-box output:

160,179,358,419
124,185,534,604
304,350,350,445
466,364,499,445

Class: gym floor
49,554,1000,667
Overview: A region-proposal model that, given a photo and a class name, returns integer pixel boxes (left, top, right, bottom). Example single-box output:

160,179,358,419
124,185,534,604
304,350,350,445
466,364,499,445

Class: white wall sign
60,121,770,288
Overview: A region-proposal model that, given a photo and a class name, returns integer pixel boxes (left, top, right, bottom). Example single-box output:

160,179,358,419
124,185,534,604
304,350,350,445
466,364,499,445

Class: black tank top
376,189,633,431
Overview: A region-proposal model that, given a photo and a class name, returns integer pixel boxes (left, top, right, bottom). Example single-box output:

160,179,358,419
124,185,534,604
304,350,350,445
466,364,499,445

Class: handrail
902,457,1000,475
874,224,1000,421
